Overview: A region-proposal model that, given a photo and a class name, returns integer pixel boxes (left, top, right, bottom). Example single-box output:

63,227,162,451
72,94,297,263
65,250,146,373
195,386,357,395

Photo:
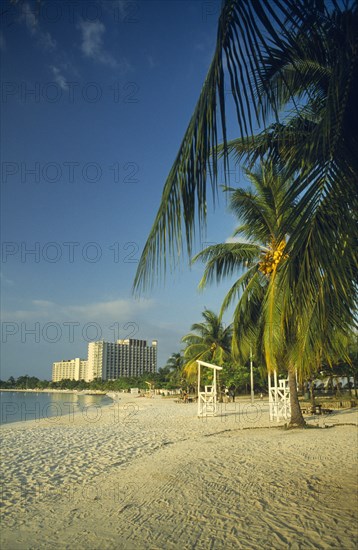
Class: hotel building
87,339,158,380
52,339,157,382
52,358,88,382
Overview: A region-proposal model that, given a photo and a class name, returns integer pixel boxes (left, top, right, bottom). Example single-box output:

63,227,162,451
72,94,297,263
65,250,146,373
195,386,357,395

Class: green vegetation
0,365,185,392
192,162,351,426
181,310,232,381
133,1,357,427
2,335,355,398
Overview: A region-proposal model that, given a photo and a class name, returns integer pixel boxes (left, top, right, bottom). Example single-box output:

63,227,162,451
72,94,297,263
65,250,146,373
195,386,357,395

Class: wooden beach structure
197,360,223,417
268,371,291,422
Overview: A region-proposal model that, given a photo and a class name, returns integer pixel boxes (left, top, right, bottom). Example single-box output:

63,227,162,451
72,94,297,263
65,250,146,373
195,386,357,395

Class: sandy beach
1,395,357,550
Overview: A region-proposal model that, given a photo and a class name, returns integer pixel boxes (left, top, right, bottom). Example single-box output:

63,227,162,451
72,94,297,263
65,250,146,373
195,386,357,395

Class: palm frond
133,0,325,293
193,242,261,289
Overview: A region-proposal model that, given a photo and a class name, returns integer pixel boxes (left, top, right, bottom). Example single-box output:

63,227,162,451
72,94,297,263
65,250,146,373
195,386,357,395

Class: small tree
181,310,233,388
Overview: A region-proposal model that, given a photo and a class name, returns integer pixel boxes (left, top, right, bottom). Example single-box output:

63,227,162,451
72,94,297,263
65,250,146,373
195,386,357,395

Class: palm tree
193,163,305,424
132,1,356,421
194,162,350,426
181,309,232,384
164,352,185,387
164,352,184,372
215,6,357,359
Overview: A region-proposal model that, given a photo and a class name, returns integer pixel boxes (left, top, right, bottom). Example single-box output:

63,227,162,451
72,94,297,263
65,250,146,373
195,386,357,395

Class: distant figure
260,393,264,400
229,385,235,403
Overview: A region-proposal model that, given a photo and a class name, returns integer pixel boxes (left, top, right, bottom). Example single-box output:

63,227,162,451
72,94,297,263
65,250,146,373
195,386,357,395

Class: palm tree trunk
288,366,306,428
310,379,315,406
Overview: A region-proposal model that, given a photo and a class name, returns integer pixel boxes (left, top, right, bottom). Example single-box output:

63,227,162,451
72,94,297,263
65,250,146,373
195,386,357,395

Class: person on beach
229,385,236,403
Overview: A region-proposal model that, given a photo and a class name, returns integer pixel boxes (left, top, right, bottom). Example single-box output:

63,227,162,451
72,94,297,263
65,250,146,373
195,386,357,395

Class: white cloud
39,31,57,51
19,2,56,51
65,298,154,320
50,66,67,90
118,56,133,73
32,300,55,308
78,19,117,67
225,236,261,248
20,2,39,35
2,297,155,323
225,237,242,243
2,308,49,320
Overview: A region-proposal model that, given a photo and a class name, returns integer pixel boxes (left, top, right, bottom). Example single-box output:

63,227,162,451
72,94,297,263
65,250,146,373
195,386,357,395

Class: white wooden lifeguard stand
197,360,223,417
268,371,291,422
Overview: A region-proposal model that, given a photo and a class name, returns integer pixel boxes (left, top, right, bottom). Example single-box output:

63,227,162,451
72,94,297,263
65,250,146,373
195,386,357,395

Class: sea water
0,391,113,425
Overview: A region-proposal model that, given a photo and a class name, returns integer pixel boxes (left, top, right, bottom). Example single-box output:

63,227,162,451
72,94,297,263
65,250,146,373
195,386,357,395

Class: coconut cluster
259,239,287,276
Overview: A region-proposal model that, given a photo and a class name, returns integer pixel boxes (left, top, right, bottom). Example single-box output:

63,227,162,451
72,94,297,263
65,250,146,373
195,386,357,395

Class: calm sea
0,391,113,426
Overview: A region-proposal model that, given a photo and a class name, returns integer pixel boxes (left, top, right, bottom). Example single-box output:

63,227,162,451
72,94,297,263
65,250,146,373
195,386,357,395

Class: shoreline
0,388,107,394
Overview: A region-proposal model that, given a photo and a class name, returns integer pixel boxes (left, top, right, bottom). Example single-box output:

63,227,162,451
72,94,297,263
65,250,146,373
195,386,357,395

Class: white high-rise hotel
52,339,157,382
52,358,88,382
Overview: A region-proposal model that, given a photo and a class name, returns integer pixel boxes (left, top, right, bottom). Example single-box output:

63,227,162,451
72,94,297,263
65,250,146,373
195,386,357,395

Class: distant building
52,339,157,382
87,339,158,380
52,358,88,382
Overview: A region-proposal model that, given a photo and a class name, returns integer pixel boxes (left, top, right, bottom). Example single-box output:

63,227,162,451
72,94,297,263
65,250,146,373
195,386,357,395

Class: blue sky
1,0,245,379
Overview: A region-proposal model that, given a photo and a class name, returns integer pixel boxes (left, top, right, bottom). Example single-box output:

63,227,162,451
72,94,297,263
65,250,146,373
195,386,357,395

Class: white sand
1,395,357,549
